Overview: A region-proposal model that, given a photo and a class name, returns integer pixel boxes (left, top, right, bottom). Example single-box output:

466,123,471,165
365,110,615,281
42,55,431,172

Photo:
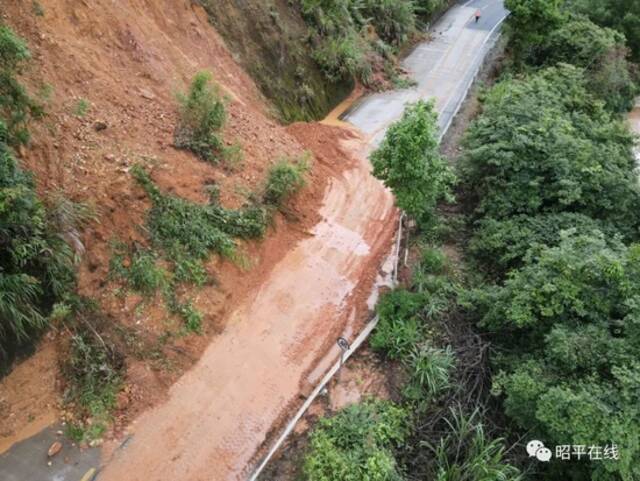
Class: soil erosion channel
97,1,507,480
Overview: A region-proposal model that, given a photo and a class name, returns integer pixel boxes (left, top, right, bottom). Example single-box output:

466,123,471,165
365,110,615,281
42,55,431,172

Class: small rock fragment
94,121,108,131
48,440,63,457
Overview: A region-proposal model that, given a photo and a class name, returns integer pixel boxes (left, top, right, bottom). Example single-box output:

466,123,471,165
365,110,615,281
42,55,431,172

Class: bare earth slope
98,123,397,480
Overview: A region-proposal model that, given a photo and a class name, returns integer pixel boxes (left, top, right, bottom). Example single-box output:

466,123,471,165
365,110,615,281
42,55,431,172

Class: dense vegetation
303,1,640,480
461,1,640,479
0,26,76,368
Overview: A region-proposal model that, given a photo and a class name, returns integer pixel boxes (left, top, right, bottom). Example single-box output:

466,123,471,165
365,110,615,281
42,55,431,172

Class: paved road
0,424,99,481
345,0,508,144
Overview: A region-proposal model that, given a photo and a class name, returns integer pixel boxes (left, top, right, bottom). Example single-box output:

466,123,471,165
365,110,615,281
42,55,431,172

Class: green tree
566,0,640,62
460,65,640,235
529,16,637,111
371,100,455,226
468,233,640,480
504,0,565,65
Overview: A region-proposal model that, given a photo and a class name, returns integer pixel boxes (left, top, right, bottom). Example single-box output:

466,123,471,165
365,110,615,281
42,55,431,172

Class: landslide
0,0,336,448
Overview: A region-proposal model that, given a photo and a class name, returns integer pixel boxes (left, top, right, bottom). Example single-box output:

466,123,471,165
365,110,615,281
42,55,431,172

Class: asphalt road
344,0,508,145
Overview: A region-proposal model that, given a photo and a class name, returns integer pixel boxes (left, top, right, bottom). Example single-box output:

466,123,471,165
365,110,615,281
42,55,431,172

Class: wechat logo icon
527,440,552,462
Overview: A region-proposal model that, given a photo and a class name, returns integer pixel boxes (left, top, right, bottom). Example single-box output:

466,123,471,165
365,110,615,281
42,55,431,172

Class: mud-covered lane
97,126,398,481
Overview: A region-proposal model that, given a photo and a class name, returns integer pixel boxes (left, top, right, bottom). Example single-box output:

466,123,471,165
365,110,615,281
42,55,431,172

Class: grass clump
402,343,455,407
59,299,125,443
73,98,89,117
263,155,310,208
174,70,237,164
109,244,168,297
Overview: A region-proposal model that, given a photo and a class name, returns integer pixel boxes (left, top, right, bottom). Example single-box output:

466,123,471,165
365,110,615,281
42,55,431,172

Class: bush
262,155,309,208
370,289,425,360
0,25,42,145
174,71,228,163
371,100,455,226
303,399,408,481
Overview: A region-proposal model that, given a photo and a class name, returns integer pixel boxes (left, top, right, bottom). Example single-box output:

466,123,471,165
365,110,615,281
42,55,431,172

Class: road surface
346,0,507,143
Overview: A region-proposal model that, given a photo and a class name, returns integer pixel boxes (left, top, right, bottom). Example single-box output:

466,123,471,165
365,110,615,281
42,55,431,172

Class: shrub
262,155,310,208
0,25,42,145
174,71,228,163
303,399,408,481
370,289,425,360
372,100,455,227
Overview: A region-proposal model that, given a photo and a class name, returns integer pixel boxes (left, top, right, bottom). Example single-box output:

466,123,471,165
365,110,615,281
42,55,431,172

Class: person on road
475,9,481,23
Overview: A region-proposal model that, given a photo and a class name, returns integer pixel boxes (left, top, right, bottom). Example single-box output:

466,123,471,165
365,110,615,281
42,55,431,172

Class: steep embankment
0,0,377,452
194,0,352,122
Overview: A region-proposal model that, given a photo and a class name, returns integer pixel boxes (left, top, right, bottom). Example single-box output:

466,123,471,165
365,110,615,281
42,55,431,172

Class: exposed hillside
0,0,337,447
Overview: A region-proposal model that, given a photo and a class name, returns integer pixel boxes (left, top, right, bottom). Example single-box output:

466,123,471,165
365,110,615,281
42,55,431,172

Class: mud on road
97,124,398,481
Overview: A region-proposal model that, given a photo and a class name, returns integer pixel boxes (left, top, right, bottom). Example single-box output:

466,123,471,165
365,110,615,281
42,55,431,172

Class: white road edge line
248,9,508,481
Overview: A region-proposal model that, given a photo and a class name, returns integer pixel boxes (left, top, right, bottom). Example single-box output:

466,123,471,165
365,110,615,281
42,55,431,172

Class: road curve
345,0,508,144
